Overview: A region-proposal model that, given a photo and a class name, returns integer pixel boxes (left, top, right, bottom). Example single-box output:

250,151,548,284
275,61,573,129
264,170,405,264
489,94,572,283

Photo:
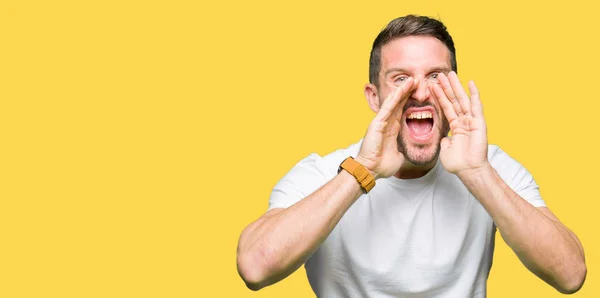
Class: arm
237,78,419,290
459,164,586,293
430,72,586,294
237,170,363,290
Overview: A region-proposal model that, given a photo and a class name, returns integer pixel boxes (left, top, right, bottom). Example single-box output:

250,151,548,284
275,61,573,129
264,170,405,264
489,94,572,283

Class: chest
308,177,495,295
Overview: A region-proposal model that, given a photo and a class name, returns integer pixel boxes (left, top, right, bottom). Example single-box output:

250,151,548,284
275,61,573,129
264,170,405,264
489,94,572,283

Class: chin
398,136,441,166
405,145,440,165
399,119,449,166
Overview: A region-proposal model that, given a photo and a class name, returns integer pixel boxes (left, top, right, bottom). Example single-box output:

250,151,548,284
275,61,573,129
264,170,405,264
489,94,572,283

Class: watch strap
338,157,376,193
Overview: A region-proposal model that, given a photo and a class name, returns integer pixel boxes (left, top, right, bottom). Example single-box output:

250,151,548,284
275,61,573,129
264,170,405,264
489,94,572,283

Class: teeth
407,111,433,119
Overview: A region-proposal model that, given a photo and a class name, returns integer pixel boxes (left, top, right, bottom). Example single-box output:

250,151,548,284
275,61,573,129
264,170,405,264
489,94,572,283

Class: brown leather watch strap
338,157,376,193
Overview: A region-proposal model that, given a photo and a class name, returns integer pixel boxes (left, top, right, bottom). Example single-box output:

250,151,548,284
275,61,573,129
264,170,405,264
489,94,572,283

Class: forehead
380,36,451,73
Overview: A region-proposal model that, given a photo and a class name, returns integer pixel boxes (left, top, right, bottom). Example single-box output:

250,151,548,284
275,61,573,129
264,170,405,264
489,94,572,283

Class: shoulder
286,140,363,181
268,140,363,210
485,145,545,206
486,144,542,197
486,144,503,162
486,144,526,175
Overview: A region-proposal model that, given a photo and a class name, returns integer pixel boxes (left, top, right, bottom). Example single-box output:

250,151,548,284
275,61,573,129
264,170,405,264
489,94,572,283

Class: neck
394,159,437,179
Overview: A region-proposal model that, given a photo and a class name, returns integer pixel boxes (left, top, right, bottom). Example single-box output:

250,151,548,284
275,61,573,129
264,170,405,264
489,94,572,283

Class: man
236,15,586,297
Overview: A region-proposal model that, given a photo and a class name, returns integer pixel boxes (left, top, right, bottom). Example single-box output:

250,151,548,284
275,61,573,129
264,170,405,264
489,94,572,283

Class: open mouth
406,110,434,139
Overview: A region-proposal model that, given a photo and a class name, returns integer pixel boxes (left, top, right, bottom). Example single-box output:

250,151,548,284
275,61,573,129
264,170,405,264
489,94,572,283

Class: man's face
378,36,452,166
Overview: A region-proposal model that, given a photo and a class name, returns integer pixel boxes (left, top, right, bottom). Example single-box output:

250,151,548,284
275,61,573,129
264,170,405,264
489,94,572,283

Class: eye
428,73,440,83
393,75,410,85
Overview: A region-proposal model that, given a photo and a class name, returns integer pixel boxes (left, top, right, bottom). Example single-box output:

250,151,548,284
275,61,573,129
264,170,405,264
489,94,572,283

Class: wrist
354,156,379,180
338,156,377,193
456,162,493,182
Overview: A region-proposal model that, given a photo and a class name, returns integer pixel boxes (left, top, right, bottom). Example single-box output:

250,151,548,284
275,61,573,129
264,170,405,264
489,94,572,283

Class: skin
361,36,451,179
430,70,586,294
237,35,586,294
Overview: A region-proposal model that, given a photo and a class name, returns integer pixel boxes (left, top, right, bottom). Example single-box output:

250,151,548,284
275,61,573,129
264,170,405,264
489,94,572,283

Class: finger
468,80,483,118
430,80,458,123
437,72,463,116
381,78,418,118
378,78,417,120
391,79,420,120
448,71,471,115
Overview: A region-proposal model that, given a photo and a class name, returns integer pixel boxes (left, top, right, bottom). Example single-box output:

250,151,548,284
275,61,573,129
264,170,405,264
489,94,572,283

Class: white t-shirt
269,140,545,298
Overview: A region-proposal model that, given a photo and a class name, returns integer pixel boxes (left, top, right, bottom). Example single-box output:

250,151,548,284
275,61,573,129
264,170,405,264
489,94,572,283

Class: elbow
556,261,587,294
237,249,273,291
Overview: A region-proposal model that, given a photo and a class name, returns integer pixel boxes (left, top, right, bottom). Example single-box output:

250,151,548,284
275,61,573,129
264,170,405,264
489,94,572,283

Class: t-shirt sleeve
489,146,546,207
268,153,332,210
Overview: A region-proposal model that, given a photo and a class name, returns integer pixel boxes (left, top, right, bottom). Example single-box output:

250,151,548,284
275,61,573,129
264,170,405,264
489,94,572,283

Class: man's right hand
237,78,418,291
356,78,418,179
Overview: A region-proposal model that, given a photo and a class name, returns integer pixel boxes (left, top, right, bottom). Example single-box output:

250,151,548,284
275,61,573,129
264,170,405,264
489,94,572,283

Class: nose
410,79,431,102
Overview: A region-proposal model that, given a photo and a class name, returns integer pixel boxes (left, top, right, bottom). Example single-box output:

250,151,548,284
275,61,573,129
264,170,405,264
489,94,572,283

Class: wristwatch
337,157,376,193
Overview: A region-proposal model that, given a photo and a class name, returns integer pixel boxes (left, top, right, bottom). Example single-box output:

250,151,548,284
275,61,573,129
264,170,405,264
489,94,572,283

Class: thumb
440,137,451,151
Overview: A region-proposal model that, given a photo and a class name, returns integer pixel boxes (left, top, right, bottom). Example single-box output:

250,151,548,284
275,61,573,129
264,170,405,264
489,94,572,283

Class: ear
364,83,380,113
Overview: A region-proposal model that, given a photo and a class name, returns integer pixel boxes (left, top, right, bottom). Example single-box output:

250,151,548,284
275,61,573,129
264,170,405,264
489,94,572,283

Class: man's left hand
429,71,488,177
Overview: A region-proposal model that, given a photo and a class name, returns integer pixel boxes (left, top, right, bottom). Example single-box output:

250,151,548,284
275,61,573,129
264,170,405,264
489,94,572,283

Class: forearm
237,170,364,290
459,163,586,293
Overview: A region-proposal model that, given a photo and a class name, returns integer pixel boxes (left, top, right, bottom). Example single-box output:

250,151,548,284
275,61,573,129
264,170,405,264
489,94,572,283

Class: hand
356,78,418,179
429,72,488,177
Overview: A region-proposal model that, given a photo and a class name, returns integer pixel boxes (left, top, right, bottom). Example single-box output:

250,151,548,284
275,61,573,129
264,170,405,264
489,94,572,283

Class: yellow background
1,0,598,297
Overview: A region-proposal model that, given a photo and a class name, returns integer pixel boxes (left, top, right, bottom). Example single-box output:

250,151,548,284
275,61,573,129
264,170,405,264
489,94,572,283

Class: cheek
378,91,391,106
436,110,447,127
439,119,450,136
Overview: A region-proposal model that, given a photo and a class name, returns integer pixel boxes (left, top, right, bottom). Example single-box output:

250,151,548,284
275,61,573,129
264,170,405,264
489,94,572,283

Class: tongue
407,119,433,136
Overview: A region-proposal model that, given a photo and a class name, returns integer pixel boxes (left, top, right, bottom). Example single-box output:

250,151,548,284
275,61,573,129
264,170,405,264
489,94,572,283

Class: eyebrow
384,66,452,77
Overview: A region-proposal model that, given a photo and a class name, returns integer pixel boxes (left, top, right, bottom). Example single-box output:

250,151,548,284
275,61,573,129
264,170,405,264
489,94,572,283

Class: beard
396,131,445,165
396,100,450,166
